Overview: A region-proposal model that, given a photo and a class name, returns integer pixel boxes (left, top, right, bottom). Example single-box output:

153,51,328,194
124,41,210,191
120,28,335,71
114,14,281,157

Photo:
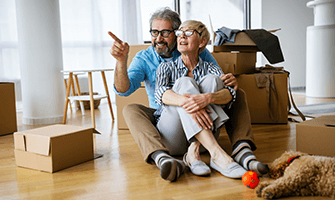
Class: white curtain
1,0,243,101
120,0,144,45
59,0,143,71
0,0,20,81
0,0,143,100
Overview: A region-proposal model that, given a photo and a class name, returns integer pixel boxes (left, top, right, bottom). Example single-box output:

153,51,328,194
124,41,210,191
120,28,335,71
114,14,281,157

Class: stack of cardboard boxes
212,31,289,124
213,31,335,157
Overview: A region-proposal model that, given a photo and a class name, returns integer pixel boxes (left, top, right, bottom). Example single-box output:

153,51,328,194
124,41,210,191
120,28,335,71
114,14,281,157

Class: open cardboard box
212,31,259,52
0,82,17,136
296,115,335,157
14,124,102,173
211,31,259,75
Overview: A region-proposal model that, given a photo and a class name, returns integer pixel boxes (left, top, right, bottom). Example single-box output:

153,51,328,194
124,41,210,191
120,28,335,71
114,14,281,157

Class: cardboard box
0,82,17,136
212,52,256,75
237,72,289,123
126,44,150,67
116,44,150,130
296,115,335,157
14,124,100,173
116,87,149,129
213,32,259,52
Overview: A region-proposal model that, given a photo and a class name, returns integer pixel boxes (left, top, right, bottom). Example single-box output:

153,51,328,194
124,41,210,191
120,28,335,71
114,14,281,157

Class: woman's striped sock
231,142,269,176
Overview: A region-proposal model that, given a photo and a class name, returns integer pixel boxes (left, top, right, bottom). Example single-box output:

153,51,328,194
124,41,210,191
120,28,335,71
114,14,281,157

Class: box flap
14,133,26,151
25,134,51,156
92,128,101,134
300,115,335,127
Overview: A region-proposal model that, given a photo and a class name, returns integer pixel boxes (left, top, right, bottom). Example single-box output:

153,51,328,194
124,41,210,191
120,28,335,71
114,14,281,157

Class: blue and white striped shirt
154,56,236,118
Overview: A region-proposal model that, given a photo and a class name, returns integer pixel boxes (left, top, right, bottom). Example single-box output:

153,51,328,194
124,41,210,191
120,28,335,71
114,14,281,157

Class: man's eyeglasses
175,29,202,37
150,29,175,38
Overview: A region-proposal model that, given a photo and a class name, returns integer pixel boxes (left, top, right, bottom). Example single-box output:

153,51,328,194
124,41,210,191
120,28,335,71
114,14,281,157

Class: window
180,0,244,46
0,0,246,99
0,0,20,80
140,0,174,42
59,0,120,70
139,0,245,43
180,0,244,29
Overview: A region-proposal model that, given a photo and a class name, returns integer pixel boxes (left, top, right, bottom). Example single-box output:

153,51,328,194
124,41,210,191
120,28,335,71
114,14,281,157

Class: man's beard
153,41,176,58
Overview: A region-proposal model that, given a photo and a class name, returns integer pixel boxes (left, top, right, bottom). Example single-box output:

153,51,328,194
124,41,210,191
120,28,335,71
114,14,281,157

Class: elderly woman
154,20,246,179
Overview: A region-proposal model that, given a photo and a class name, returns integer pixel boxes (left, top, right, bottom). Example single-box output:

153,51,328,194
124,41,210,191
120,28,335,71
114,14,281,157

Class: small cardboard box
213,32,259,52
237,72,289,124
14,124,100,173
296,115,335,157
212,52,256,75
0,82,17,136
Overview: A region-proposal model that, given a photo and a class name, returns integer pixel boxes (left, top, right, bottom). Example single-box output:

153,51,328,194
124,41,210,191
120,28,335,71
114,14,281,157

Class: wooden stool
63,72,86,115
62,69,114,128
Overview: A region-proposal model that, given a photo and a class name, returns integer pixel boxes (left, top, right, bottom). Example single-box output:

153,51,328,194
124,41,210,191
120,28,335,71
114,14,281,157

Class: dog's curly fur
255,151,335,199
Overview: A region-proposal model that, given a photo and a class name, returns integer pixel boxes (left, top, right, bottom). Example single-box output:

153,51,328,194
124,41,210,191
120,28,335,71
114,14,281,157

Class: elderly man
109,7,268,182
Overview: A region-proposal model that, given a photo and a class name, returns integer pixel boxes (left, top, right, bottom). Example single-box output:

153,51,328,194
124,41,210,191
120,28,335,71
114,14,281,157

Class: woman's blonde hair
179,20,210,53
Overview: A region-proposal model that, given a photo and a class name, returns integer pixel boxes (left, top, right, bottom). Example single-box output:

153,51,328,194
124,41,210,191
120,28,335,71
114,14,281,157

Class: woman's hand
181,94,213,129
181,93,211,113
189,108,213,130
220,73,238,91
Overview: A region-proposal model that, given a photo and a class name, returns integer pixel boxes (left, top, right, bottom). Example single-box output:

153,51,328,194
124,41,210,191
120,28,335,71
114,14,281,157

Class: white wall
251,0,314,88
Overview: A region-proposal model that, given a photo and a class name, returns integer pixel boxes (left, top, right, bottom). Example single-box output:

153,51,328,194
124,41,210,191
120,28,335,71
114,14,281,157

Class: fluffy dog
256,151,335,199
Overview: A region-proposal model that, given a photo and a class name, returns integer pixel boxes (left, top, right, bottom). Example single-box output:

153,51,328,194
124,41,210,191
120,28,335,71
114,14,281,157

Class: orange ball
242,171,259,189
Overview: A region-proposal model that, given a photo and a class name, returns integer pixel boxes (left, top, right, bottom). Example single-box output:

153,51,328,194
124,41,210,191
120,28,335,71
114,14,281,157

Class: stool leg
101,71,114,121
70,73,77,113
88,72,95,128
74,74,85,116
64,79,73,113
63,72,73,124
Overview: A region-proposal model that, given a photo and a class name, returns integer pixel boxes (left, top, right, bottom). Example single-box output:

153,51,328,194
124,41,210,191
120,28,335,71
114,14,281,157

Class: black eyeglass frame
175,29,202,37
149,29,175,38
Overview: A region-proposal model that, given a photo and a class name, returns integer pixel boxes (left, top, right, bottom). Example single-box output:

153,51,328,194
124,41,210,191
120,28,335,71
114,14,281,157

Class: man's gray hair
149,7,181,30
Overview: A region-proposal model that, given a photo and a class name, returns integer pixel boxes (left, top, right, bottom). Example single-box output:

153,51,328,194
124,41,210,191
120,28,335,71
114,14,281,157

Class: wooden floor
1,92,335,200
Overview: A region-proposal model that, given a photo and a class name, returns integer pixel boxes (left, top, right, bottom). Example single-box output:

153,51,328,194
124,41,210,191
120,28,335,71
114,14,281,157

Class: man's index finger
108,31,122,43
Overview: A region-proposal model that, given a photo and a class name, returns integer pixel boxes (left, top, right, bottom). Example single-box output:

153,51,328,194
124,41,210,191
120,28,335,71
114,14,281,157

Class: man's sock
151,151,185,182
231,142,269,176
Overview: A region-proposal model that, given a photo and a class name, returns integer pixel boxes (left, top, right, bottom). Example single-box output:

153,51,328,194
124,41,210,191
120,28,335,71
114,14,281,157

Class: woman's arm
181,88,232,113
161,89,186,106
162,89,213,129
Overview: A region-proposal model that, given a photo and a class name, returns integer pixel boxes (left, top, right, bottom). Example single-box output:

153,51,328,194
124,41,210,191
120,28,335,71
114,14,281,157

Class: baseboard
22,115,63,125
